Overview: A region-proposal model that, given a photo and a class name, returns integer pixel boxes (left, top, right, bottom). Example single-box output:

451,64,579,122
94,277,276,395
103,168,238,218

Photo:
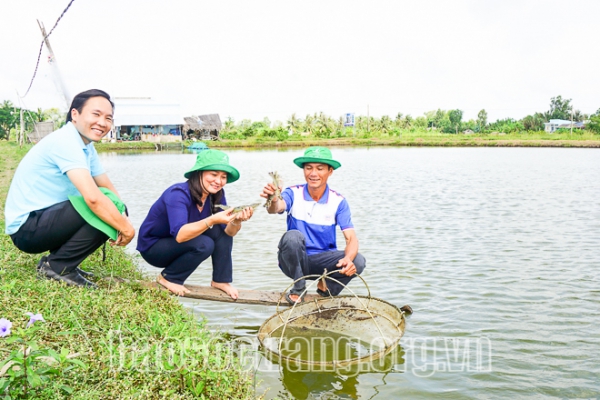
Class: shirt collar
303,184,329,204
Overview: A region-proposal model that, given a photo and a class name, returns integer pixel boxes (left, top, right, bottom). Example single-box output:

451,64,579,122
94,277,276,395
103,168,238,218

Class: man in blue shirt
260,146,366,304
5,89,135,288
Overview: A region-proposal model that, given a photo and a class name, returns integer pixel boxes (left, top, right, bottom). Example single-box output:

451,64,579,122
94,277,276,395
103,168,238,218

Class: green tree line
3,95,599,142
0,100,65,141
220,95,600,140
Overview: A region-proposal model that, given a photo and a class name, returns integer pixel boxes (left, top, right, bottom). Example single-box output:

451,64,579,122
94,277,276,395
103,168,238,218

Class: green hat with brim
293,146,341,170
68,187,125,241
184,149,240,183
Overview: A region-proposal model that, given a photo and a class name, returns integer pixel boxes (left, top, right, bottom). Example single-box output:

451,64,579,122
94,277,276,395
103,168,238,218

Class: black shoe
37,255,48,269
76,268,95,279
37,256,95,278
37,262,98,289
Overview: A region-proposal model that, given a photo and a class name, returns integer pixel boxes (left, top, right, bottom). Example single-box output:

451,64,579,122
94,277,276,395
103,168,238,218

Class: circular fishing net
257,271,407,368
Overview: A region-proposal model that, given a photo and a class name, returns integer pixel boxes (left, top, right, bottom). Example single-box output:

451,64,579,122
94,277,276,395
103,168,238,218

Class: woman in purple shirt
137,150,253,298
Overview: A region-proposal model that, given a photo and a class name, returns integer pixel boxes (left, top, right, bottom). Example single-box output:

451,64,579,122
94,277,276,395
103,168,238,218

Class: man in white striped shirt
261,146,366,305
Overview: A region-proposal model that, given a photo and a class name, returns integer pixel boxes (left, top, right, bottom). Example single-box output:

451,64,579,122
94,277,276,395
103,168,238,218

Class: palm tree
380,115,391,135
34,108,46,122
286,113,300,134
303,114,314,135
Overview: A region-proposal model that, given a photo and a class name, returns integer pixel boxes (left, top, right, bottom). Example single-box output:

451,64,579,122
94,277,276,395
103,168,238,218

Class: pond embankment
0,141,254,399
94,134,600,152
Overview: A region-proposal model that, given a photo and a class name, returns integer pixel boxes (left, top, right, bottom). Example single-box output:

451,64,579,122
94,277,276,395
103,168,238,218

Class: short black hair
66,89,115,123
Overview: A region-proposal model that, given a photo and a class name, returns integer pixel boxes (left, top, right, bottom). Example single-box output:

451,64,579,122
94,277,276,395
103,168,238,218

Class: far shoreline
94,136,600,151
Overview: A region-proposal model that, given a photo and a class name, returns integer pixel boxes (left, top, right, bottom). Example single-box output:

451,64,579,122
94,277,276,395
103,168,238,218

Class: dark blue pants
10,200,108,274
277,230,366,296
140,224,233,285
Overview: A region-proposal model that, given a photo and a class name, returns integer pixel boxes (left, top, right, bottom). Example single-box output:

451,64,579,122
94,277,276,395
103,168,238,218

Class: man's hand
260,182,281,200
111,216,135,246
336,257,356,276
260,182,284,213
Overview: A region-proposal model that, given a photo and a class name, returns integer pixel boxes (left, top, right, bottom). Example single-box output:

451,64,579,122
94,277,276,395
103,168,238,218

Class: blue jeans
277,230,366,296
140,224,233,285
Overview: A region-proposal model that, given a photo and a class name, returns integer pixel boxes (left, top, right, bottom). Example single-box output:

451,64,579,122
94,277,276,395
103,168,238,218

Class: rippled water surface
100,147,600,399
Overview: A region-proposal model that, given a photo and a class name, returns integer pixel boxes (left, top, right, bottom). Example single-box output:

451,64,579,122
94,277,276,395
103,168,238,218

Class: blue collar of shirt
65,121,94,152
303,184,329,204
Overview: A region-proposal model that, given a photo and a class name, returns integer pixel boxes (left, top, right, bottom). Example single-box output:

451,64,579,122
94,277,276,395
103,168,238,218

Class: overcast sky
1,0,599,123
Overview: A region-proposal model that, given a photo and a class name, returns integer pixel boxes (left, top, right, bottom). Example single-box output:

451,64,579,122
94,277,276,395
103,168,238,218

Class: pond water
99,147,600,399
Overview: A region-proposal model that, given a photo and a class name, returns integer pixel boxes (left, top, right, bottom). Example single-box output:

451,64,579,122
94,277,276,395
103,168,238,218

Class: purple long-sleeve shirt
136,182,227,253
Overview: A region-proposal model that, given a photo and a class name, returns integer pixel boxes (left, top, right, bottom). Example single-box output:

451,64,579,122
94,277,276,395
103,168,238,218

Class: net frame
257,270,407,367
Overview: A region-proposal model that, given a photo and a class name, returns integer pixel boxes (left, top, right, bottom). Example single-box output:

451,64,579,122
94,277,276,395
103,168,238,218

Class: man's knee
278,230,305,250
354,253,366,275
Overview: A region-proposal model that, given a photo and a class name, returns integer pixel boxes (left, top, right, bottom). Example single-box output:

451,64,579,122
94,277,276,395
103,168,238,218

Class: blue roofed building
111,97,184,142
544,119,585,133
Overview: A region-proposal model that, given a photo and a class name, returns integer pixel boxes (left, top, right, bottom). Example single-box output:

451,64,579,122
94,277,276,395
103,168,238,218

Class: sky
1,0,599,124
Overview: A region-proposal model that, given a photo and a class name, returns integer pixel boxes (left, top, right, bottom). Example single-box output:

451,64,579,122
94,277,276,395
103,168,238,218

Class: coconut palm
286,113,301,134
380,115,392,135
303,114,315,136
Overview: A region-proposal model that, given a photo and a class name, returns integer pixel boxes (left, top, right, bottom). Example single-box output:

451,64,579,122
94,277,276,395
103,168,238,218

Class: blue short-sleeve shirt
136,182,227,253
281,184,353,255
4,122,105,235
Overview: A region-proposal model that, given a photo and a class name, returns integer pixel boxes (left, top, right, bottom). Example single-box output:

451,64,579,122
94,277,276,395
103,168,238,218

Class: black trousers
10,200,108,274
277,230,366,296
140,223,234,285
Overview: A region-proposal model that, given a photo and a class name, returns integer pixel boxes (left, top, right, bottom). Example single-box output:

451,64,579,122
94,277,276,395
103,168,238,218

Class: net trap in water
257,272,409,369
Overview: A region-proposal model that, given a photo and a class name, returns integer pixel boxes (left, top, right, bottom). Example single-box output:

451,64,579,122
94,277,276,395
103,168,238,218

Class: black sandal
316,288,332,297
285,290,305,305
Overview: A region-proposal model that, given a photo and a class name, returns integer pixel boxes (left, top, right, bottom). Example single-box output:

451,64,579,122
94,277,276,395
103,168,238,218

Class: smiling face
201,170,228,194
70,96,114,143
303,162,333,192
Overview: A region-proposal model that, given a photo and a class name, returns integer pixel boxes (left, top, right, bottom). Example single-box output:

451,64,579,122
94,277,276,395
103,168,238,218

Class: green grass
90,130,600,152
0,141,254,399
94,141,161,151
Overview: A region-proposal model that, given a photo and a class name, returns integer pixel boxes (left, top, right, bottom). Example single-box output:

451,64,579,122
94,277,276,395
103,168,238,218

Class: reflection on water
100,147,600,399
264,327,379,362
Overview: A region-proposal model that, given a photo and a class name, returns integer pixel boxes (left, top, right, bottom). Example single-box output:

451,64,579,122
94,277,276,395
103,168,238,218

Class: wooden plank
137,281,321,306
107,278,412,312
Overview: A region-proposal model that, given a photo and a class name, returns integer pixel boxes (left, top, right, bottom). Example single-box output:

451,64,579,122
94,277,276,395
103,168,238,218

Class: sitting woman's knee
188,236,215,255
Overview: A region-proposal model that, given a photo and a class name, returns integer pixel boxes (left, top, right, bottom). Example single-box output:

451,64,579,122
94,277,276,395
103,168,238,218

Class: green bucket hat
184,149,240,183
293,146,341,170
68,188,126,241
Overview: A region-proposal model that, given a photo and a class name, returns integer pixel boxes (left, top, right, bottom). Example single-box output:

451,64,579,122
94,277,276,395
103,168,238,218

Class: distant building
183,114,222,141
112,97,184,142
544,119,585,133
29,121,55,143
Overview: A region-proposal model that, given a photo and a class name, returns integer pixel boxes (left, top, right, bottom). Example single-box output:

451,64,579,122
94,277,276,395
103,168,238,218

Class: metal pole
20,107,24,147
570,106,573,136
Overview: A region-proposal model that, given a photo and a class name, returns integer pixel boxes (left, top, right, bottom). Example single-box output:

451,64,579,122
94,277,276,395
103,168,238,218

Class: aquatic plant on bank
0,141,254,399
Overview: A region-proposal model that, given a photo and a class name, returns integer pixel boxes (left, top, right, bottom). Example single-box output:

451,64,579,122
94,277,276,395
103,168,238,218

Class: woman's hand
210,208,236,226
224,206,254,236
233,206,254,224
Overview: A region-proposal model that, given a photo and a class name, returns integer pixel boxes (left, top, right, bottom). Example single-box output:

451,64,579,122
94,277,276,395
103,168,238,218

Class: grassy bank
0,141,254,399
206,134,600,149
94,130,600,152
